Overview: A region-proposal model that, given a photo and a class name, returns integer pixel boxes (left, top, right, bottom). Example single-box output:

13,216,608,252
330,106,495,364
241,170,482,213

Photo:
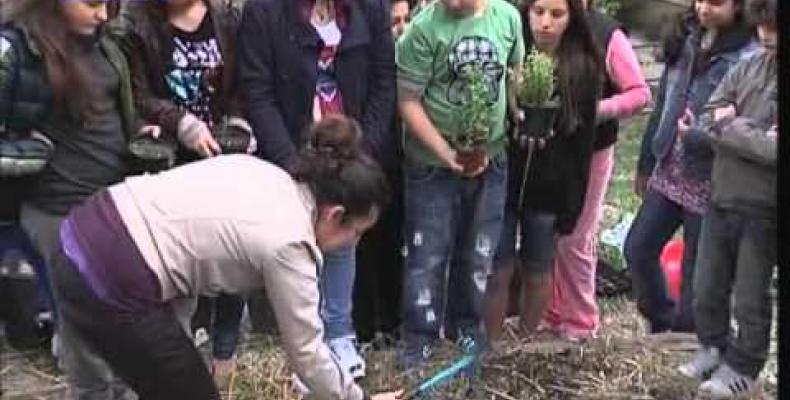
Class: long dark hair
659,0,747,65
290,115,391,222
1,0,99,121
521,0,605,134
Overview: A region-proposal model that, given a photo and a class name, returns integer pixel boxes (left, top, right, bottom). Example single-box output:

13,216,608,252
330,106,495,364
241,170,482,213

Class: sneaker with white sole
327,336,366,379
699,363,758,399
678,346,721,379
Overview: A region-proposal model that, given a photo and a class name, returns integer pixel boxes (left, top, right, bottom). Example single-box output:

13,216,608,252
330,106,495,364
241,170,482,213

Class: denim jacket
637,26,757,178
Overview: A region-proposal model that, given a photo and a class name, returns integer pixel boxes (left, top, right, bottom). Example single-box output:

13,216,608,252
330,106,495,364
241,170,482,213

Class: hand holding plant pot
516,48,559,149
451,63,493,176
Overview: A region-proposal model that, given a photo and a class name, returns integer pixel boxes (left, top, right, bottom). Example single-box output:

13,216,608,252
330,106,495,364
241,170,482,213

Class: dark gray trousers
694,205,776,378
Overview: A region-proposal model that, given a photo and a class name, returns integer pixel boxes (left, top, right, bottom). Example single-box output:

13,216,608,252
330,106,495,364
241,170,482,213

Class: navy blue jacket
238,0,396,170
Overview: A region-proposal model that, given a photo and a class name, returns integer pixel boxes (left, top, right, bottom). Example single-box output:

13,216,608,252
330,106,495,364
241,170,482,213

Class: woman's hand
137,124,162,139
177,113,221,158
520,136,548,151
371,390,404,400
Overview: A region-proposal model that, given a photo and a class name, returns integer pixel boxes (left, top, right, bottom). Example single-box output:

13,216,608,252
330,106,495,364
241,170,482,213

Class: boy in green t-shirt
396,0,524,368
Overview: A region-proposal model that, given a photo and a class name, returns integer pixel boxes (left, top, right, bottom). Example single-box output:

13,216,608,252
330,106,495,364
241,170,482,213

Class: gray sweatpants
693,204,776,378
20,204,137,400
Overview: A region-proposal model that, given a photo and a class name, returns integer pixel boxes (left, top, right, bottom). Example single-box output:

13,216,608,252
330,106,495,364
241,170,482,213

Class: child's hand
713,104,736,122
438,147,464,174
677,107,695,138
462,154,489,178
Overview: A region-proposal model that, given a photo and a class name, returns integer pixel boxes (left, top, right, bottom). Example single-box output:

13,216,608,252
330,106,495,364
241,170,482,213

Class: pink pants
542,146,615,339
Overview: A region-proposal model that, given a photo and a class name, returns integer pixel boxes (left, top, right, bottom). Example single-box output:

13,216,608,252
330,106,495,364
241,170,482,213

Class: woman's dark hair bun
290,115,391,221
306,114,363,161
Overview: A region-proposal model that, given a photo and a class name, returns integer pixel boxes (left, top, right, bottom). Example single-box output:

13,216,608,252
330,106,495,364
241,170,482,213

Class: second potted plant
516,48,558,145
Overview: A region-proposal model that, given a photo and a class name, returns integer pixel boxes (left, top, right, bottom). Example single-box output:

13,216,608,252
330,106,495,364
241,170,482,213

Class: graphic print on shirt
166,36,223,125
315,45,344,119
447,36,504,105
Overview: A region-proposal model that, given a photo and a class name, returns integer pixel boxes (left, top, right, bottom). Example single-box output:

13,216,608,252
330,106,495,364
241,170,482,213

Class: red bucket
660,238,684,301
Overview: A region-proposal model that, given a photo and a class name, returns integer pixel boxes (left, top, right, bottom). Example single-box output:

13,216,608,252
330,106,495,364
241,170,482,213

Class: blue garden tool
402,337,484,399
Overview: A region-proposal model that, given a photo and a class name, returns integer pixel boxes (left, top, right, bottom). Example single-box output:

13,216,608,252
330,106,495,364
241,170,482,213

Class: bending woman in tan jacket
49,115,401,400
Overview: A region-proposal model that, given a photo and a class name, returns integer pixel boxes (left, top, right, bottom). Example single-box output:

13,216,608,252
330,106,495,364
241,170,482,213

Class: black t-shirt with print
166,12,224,128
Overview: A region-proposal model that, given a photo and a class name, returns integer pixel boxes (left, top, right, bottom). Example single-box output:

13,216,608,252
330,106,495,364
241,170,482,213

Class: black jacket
238,0,396,170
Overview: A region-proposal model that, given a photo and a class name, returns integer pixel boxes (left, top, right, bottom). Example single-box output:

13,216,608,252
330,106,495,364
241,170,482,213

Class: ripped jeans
401,153,507,355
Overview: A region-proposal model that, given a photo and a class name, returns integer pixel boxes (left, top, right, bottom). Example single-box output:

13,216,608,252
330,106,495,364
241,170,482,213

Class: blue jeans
401,154,507,356
624,189,702,333
321,245,357,340
494,209,557,272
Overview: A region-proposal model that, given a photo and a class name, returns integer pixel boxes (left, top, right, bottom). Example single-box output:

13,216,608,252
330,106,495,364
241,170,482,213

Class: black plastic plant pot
517,103,559,143
213,123,252,154
128,135,176,174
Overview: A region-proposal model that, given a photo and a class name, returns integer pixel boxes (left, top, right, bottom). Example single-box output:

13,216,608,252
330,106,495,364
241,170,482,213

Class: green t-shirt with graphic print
397,0,525,166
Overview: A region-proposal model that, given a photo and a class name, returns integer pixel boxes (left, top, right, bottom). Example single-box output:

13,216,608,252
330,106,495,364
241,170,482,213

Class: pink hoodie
597,29,651,120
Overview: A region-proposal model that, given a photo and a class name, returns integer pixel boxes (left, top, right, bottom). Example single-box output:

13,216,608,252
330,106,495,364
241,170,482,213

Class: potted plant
452,62,492,174
516,48,559,145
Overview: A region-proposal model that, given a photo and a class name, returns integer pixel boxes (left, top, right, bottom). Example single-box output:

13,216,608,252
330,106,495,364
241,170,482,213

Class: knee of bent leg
623,226,648,267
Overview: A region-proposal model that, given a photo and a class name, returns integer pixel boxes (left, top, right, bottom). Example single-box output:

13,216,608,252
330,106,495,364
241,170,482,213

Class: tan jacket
110,155,364,400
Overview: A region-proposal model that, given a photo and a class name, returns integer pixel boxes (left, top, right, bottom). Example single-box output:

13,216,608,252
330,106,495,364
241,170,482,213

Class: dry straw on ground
227,298,777,400
0,297,776,399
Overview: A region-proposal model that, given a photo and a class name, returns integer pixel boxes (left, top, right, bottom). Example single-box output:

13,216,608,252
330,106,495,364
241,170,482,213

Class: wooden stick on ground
483,386,519,400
